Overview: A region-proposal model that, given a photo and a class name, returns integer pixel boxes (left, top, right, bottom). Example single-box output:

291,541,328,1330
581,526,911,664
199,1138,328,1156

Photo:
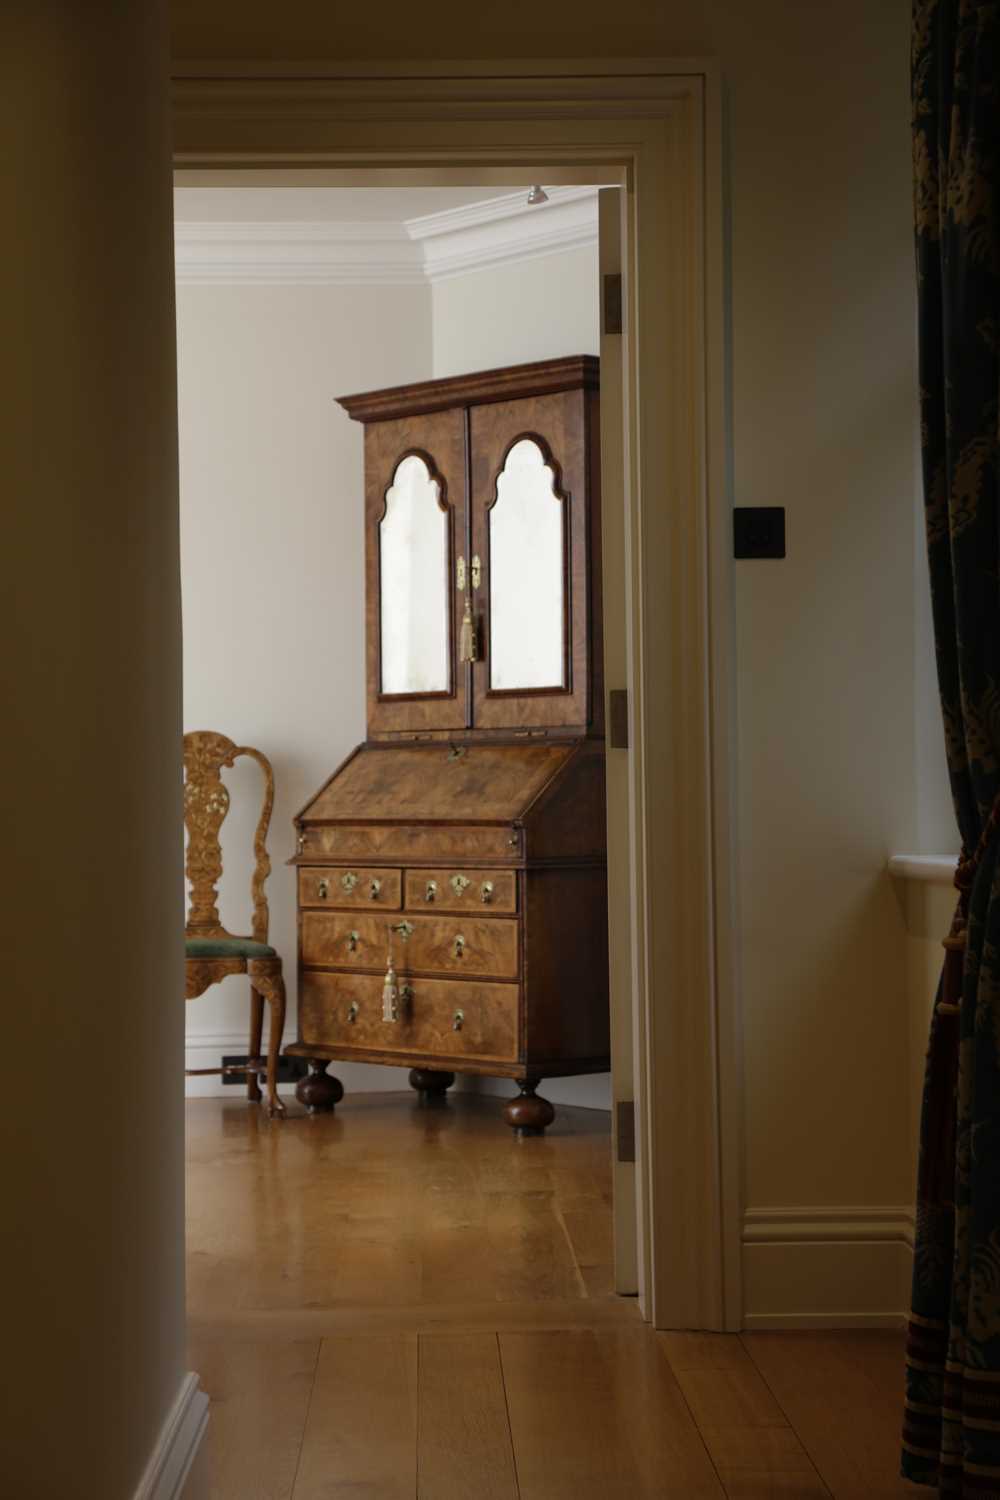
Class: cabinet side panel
523,867,611,1066
524,742,607,862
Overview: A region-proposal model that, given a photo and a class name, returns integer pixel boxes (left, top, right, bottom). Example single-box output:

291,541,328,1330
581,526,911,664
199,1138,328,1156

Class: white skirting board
741,1206,915,1329
185,1033,611,1110
133,1373,209,1500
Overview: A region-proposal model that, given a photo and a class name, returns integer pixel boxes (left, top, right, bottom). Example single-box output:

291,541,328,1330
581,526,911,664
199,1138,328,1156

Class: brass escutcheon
368,878,382,900
453,1009,464,1032
453,934,465,959
480,881,494,904
347,930,360,953
394,920,414,940
450,873,471,896
341,871,359,893
317,878,329,899
425,880,437,902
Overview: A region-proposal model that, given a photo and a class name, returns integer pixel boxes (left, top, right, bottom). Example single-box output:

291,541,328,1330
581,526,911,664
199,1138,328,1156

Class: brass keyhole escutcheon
347,1001,359,1024
342,872,359,894
450,873,470,897
317,878,329,899
453,934,465,959
347,930,360,954
368,878,382,900
453,1009,465,1032
480,881,494,904
425,880,437,903
394,921,414,941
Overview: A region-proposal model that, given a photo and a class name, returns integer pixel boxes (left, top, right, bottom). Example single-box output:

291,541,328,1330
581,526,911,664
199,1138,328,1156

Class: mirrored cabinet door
364,408,469,734
470,388,601,732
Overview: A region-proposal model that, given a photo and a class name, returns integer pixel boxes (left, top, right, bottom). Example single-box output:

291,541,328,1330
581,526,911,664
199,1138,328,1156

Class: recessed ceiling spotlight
526,185,549,205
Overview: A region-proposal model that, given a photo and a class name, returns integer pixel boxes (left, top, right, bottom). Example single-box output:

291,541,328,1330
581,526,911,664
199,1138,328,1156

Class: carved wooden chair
184,730,287,1118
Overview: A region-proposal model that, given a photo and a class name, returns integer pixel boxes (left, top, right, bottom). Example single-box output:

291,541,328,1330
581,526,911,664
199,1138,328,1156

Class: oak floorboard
187,1336,319,1500
717,1474,831,1498
740,1331,913,1499
291,1335,418,1500
501,1328,724,1498
416,1334,517,1500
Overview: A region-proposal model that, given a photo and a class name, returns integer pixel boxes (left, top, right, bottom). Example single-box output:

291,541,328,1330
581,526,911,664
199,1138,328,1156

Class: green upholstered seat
185,938,276,960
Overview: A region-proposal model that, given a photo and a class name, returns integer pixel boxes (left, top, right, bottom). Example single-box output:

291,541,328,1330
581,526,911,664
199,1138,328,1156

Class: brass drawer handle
341,872,359,894
347,930,360,954
480,881,494,905
453,1008,465,1032
368,878,382,900
317,878,329,899
450,873,470,896
453,934,465,959
347,1000,359,1024
425,880,437,903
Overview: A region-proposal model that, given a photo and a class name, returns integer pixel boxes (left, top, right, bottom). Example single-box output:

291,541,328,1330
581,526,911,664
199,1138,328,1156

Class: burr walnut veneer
287,359,608,1132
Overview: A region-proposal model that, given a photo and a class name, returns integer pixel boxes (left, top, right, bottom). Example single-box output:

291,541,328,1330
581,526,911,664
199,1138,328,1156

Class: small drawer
405,868,516,914
298,970,519,1062
301,910,519,980
298,866,401,910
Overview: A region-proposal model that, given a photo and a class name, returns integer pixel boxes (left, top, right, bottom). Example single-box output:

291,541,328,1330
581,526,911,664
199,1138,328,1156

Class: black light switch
734,506,785,559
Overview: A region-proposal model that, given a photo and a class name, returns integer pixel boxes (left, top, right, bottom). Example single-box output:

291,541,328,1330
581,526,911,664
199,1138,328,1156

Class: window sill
887,854,957,886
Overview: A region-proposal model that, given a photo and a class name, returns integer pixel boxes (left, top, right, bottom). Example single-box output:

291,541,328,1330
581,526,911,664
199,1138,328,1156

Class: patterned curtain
903,2,1000,1493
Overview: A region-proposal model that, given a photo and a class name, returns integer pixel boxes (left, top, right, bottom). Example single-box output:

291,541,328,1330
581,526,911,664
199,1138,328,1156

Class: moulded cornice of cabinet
173,186,598,286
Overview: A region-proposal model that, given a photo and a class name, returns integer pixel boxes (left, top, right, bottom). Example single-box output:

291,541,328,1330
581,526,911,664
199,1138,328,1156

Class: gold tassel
459,594,477,664
382,927,399,1023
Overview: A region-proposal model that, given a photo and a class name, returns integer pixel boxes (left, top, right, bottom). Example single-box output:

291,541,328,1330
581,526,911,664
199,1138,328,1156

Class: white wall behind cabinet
178,280,431,1090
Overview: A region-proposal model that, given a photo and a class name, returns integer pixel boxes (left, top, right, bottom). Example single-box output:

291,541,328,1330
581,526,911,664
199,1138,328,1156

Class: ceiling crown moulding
174,186,598,287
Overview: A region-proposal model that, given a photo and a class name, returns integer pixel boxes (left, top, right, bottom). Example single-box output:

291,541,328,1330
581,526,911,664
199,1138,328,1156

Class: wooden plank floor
187,1093,920,1498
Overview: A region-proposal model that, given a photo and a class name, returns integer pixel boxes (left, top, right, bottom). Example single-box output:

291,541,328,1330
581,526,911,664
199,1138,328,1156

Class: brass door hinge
603,273,623,336
609,688,629,749
616,1099,636,1163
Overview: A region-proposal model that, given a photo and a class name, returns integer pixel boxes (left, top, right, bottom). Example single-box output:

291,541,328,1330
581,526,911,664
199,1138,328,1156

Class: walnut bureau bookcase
287,356,609,1133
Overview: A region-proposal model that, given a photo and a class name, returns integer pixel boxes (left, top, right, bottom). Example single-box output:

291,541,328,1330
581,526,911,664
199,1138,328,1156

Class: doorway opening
178,176,636,1346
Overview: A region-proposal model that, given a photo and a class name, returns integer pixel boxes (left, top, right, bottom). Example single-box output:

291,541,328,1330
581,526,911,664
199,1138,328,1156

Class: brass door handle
453,1009,465,1032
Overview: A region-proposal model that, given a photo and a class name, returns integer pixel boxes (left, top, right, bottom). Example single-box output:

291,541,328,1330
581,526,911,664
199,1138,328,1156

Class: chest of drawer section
300,908,519,981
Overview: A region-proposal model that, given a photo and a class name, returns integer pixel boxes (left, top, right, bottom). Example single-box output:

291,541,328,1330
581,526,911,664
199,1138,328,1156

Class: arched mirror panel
379,453,450,696
488,438,566,692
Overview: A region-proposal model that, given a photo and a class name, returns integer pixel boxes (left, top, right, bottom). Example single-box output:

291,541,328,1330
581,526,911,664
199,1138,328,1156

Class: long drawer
298,970,519,1062
298,865,401,910
404,867,516,914
300,910,519,979
299,824,523,862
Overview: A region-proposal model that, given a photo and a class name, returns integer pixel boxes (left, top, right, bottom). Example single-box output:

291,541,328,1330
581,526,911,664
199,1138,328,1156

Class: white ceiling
172,186,518,224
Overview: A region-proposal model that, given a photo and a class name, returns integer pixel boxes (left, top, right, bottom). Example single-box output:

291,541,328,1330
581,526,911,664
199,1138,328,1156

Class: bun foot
503,1078,555,1137
295,1059,344,1114
409,1068,455,1105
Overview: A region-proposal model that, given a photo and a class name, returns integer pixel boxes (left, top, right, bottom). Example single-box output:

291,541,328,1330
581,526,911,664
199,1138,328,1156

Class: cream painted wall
178,281,432,1094
431,245,599,378
5,3,190,1495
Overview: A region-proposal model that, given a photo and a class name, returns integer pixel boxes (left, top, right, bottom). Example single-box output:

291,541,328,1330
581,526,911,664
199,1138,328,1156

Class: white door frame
171,57,742,1331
